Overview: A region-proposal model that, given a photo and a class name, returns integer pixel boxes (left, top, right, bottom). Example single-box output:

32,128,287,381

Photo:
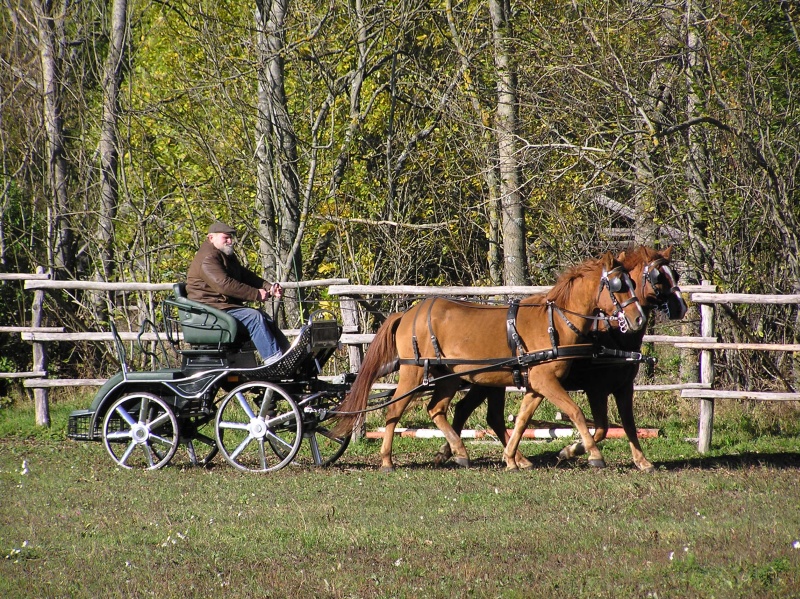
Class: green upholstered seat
167,283,248,348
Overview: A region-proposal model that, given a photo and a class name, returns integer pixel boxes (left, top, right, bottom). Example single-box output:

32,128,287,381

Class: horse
333,252,648,472
435,246,687,472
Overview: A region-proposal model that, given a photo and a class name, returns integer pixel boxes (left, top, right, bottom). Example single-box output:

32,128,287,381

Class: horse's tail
333,311,405,436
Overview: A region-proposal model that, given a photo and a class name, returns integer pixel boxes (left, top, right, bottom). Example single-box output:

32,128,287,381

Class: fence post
339,294,365,439
697,280,715,452
32,266,50,427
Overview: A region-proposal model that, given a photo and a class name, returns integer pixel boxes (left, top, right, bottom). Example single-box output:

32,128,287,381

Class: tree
34,0,73,275
97,0,128,282
488,0,527,285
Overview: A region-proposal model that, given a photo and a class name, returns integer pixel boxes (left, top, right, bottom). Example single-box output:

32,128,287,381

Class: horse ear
663,246,673,259
601,251,615,267
617,250,627,261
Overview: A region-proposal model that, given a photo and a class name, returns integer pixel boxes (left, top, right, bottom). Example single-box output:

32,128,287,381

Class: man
186,220,289,365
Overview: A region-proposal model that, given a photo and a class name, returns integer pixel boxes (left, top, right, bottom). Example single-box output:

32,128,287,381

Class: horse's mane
543,256,604,307
619,245,656,270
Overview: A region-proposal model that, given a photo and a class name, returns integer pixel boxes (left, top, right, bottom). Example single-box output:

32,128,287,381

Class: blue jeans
225,307,289,360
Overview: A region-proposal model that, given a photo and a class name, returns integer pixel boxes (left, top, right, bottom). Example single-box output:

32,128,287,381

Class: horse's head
597,252,647,333
619,246,687,320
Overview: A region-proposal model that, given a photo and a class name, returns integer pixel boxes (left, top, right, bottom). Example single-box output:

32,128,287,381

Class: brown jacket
186,240,269,310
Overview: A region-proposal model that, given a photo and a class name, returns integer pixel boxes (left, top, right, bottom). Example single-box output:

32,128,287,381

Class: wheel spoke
258,389,275,418
138,397,151,421
105,430,133,441
235,392,257,419
149,433,175,447
258,439,267,470
143,443,156,467
218,420,249,431
115,405,137,428
313,426,341,443
186,441,198,464
193,432,215,446
308,434,323,465
119,440,137,466
265,430,294,453
148,411,172,430
230,435,252,461
264,412,296,427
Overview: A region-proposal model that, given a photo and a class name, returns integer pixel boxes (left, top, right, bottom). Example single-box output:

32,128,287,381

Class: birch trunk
488,0,528,286
34,0,72,275
254,0,303,324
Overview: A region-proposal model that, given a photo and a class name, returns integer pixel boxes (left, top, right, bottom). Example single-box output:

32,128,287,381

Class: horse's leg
499,393,539,469
559,391,608,462
380,365,424,472
428,378,469,468
435,385,487,466
503,391,543,471
614,387,655,473
534,377,606,468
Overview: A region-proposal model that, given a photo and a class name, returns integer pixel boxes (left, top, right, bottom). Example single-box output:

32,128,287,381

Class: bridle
598,264,645,333
641,258,683,319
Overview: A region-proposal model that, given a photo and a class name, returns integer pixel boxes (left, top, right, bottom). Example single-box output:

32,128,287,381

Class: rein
332,341,653,417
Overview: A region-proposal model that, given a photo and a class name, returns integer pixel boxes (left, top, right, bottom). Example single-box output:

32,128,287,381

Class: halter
598,264,643,333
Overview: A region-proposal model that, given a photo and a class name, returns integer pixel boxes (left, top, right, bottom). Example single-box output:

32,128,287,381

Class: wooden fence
2,273,799,454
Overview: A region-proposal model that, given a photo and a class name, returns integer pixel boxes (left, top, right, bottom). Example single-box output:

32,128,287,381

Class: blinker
607,275,623,293
647,268,660,287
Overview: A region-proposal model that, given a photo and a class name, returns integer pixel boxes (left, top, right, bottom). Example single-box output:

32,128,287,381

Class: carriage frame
67,283,354,472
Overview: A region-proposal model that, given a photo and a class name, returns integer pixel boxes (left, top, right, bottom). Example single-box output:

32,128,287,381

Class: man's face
209,232,234,256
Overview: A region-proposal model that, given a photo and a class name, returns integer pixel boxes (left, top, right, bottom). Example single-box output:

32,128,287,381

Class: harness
401,296,636,389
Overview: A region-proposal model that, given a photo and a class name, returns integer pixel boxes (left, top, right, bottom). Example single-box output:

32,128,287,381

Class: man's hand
259,283,283,301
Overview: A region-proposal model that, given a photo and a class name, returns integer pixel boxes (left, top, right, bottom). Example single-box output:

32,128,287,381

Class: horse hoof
588,458,606,469
558,447,573,461
453,457,470,469
380,466,395,473
637,463,656,473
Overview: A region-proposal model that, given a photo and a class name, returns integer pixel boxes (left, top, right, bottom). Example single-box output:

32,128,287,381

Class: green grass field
2,393,800,598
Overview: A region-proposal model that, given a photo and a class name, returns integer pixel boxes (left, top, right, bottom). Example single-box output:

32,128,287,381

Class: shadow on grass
331,449,800,473
656,451,800,471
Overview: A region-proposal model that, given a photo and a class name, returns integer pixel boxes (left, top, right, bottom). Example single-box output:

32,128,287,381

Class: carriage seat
166,283,249,350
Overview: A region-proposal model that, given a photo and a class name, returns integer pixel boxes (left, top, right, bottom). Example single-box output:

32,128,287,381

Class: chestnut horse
436,246,687,472
333,252,647,472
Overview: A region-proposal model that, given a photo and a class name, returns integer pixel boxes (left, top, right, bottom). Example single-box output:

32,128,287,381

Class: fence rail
3,274,799,454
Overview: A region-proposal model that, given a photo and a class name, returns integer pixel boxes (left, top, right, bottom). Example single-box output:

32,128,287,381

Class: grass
2,392,800,598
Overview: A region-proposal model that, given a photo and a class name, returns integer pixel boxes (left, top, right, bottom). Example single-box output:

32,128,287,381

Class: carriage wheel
178,413,219,467
215,382,302,473
102,393,179,470
272,422,350,467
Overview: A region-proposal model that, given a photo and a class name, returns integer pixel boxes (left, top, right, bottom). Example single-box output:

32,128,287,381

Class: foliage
1,0,799,385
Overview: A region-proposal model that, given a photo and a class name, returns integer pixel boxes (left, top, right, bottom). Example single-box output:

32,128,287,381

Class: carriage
67,247,685,473
67,283,354,472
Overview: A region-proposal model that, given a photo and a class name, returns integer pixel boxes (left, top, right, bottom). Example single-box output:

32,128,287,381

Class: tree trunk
98,0,127,282
254,0,303,324
488,0,527,285
446,0,502,285
681,0,709,383
34,0,73,275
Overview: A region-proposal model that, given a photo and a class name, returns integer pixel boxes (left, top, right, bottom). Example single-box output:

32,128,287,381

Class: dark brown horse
333,252,647,472
436,246,687,472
